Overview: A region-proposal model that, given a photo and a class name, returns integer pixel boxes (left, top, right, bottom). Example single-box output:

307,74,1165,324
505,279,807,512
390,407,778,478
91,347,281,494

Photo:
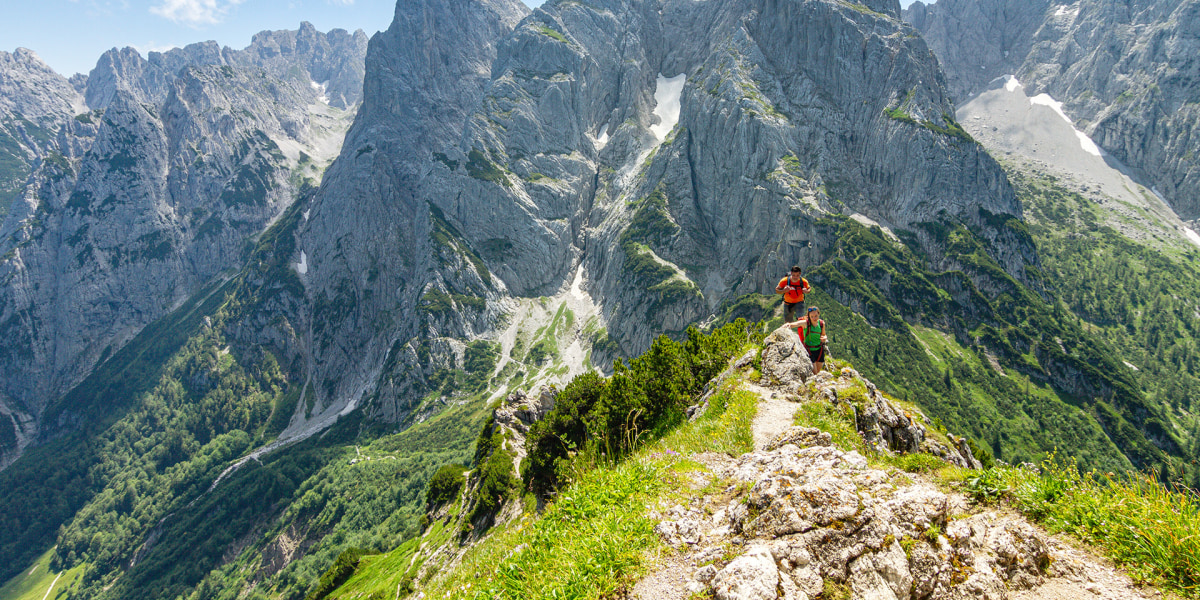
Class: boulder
766,426,833,452
761,326,814,387
852,381,926,455
712,545,780,600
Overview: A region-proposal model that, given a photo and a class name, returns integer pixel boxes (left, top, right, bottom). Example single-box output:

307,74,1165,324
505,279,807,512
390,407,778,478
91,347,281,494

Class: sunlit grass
953,458,1200,596
421,383,758,600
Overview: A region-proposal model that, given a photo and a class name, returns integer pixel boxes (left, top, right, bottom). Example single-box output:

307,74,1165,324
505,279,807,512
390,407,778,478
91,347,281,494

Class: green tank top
802,320,824,351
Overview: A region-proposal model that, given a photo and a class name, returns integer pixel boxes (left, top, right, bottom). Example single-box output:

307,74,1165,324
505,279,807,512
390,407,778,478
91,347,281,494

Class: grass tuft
942,458,1200,596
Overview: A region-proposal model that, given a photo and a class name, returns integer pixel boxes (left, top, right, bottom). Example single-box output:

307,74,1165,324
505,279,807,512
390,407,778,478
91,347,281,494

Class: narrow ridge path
746,381,798,450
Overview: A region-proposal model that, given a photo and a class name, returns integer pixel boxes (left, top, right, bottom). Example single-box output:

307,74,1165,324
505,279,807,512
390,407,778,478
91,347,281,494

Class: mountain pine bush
522,321,757,495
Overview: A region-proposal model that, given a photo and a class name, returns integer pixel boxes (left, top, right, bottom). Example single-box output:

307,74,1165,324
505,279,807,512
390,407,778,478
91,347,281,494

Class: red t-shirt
777,276,809,303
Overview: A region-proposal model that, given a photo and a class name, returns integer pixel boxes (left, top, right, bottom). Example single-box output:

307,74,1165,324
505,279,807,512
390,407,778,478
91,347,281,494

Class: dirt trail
745,382,796,451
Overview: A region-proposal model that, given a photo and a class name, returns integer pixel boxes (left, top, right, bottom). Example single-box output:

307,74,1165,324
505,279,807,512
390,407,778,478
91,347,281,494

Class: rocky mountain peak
0,47,83,123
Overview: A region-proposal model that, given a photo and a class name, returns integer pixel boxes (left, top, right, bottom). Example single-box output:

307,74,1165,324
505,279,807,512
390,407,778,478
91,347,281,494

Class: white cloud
150,0,246,26
327,0,355,5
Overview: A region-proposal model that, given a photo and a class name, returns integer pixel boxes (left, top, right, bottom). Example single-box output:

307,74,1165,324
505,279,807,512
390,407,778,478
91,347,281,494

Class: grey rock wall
288,0,1032,426
85,23,369,110
907,0,1200,220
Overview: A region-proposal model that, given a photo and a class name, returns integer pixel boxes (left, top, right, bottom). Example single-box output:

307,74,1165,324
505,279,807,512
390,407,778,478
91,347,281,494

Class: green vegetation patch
960,458,1200,596
773,213,1173,477
534,24,571,45
466,149,511,188
429,457,667,599
426,464,468,509
618,191,700,309
0,546,86,600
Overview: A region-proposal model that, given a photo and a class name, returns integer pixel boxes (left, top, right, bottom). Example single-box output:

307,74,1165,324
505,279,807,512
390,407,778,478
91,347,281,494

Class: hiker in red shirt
775,266,810,323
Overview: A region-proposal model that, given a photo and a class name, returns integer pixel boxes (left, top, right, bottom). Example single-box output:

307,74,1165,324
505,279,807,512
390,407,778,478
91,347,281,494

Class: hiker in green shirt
787,306,828,374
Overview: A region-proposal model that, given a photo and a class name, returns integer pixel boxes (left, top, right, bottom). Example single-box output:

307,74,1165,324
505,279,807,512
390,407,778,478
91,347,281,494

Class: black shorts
783,300,805,320
807,345,825,364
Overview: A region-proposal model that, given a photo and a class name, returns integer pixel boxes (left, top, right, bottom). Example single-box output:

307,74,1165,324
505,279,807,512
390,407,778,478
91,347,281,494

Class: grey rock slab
712,545,780,600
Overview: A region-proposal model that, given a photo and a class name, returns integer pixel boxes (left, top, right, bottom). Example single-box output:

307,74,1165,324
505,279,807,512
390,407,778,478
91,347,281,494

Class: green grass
793,397,864,453
321,361,760,600
955,459,1200,596
657,384,757,456
0,547,85,600
426,383,758,599
432,459,665,599
466,149,511,188
534,25,570,45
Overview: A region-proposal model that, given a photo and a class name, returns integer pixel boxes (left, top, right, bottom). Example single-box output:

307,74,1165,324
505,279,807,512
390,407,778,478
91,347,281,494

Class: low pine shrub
304,547,365,600
426,464,468,509
466,429,517,529
523,321,755,495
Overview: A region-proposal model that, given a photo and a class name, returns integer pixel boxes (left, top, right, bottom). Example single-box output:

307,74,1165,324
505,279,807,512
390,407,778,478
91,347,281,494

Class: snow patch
1054,3,1079,17
1029,93,1071,124
1185,227,1200,249
650,73,686,141
595,121,610,149
1123,361,1140,371
1029,93,1104,157
1004,75,1023,93
1075,130,1102,156
569,261,587,302
303,209,310,221
296,250,308,275
310,79,329,105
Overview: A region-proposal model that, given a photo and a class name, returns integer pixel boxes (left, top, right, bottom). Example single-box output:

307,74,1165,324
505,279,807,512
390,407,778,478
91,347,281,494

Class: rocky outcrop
0,49,84,216
656,443,1050,600
906,0,1200,220
0,48,81,124
494,386,558,467
751,327,981,469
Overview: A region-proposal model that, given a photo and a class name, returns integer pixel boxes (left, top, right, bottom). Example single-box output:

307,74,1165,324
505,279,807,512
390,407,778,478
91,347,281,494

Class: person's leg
784,301,796,323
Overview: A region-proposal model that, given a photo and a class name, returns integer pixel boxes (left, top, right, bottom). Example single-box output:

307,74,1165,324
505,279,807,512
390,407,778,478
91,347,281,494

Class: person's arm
774,279,786,295
820,320,828,343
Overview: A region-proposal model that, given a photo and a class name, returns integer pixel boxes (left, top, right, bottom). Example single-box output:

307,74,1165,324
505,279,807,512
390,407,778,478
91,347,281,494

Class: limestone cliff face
293,0,530,425
0,49,83,213
1,0,1037,463
289,0,1030,428
906,0,1200,220
0,27,365,467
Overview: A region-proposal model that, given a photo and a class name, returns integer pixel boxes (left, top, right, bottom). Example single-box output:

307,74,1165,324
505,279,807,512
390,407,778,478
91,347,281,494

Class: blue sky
4,0,545,77
4,0,918,79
